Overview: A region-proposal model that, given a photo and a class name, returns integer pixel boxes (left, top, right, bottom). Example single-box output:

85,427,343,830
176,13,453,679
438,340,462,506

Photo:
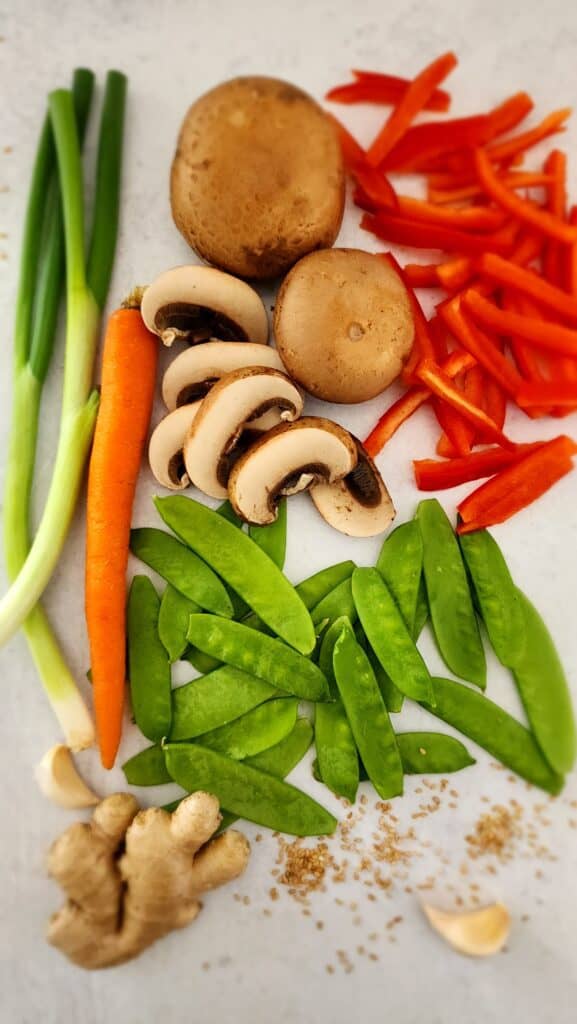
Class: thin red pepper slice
396,195,506,233
486,108,571,165
566,206,577,294
477,252,577,323
427,171,553,206
352,70,451,111
366,52,458,168
379,251,437,384
437,257,476,293
440,296,524,397
436,433,458,458
517,380,577,407
457,435,577,532
361,211,512,256
542,150,567,285
402,264,441,288
413,444,543,491
415,359,515,449
329,116,398,211
326,76,450,111
433,398,474,458
463,289,577,359
474,148,577,244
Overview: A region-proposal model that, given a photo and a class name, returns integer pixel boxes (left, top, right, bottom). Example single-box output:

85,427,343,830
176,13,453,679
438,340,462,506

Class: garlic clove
36,745,100,809
422,901,511,957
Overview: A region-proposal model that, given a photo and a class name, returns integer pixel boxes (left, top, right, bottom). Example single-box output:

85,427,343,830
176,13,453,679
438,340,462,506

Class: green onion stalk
1,70,127,746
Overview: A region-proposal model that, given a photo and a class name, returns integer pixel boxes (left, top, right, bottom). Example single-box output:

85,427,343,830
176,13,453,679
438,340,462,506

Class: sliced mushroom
228,417,358,525
310,437,395,537
162,340,285,410
149,403,202,490
183,367,304,499
422,902,511,958
141,265,269,346
35,745,100,809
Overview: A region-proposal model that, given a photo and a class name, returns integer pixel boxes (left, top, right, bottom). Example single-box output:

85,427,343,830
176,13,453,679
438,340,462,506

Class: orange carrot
85,307,158,769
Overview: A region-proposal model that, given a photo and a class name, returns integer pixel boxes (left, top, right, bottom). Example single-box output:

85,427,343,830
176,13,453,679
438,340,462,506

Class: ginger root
47,791,250,969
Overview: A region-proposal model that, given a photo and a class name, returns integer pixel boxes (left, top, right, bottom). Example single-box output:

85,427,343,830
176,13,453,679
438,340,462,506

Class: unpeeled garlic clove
35,745,100,809
422,901,511,957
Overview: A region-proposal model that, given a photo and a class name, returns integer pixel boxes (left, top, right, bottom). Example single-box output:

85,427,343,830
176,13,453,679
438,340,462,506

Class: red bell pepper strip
361,211,512,256
326,75,451,112
463,289,577,359
433,397,475,458
542,150,567,285
402,264,441,288
483,370,508,430
517,380,577,407
457,435,577,532
566,207,577,294
415,359,515,449
396,195,506,232
486,108,571,165
437,257,476,292
477,252,577,323
414,444,543,491
474,148,577,244
436,433,458,458
379,252,437,385
366,51,458,168
329,116,398,211
427,171,553,206
364,387,430,457
440,297,524,397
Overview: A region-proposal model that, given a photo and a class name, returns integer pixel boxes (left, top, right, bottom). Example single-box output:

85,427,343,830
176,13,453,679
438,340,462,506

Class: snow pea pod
511,590,576,775
123,743,173,786
423,676,563,794
376,521,423,636
195,697,298,759
131,526,234,618
295,560,356,611
458,529,525,667
352,567,434,704
164,742,337,836
315,617,359,803
414,576,429,637
158,584,199,663
249,498,287,570
187,614,330,701
217,499,244,527
183,647,222,675
366,647,404,713
155,496,315,654
170,665,278,740
417,500,486,689
127,576,172,743
311,577,357,628
333,620,403,799
395,732,475,774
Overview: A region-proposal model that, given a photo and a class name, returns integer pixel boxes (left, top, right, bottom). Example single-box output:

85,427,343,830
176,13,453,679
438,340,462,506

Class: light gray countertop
1,1,576,1020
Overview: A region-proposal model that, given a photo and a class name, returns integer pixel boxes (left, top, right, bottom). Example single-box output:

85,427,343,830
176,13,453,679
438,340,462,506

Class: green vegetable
458,529,525,667
164,742,337,836
123,744,172,786
315,618,359,803
417,500,486,689
376,521,423,636
131,527,233,618
414,576,429,637
423,677,563,794
216,499,244,527
295,561,356,610
156,496,315,654
366,647,405,714
249,498,287,569
194,698,298,759
127,576,172,743
352,567,434,704
187,614,329,702
158,585,199,663
333,620,403,799
395,732,475,774
311,577,357,627
182,647,222,675
0,71,127,648
171,666,277,740
511,590,576,775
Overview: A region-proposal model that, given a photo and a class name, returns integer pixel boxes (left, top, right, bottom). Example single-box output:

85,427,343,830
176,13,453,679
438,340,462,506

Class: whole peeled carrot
86,306,158,768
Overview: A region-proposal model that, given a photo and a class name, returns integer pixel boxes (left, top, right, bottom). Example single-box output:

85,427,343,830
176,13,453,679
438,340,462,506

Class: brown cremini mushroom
310,438,395,537
274,248,415,403
141,265,268,347
162,341,285,410
170,77,345,279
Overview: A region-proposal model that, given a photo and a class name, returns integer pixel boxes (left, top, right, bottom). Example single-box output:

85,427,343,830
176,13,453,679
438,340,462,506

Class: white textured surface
1,1,577,1020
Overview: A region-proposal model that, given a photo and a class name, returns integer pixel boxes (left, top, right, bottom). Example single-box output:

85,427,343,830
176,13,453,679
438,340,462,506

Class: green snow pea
417,500,486,689
511,590,576,775
458,529,525,667
127,576,172,743
131,527,233,618
311,577,357,628
333,620,403,799
315,617,359,803
195,698,298,759
123,743,172,786
155,497,315,654
295,561,356,611
423,677,563,795
366,646,404,714
164,742,337,836
182,646,222,675
414,576,429,637
352,567,434,704
217,499,244,527
376,521,423,637
158,584,199,663
187,615,329,701
395,732,475,774
249,498,287,570
170,665,278,740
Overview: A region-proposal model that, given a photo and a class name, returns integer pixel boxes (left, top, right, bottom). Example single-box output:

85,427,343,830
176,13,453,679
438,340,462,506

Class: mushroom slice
149,403,202,490
422,902,511,958
162,341,285,410
141,265,269,346
183,368,304,499
310,437,395,537
36,745,100,809
228,417,358,525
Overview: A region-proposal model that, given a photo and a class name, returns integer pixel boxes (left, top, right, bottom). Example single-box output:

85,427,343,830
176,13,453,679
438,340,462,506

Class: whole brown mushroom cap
274,248,415,404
